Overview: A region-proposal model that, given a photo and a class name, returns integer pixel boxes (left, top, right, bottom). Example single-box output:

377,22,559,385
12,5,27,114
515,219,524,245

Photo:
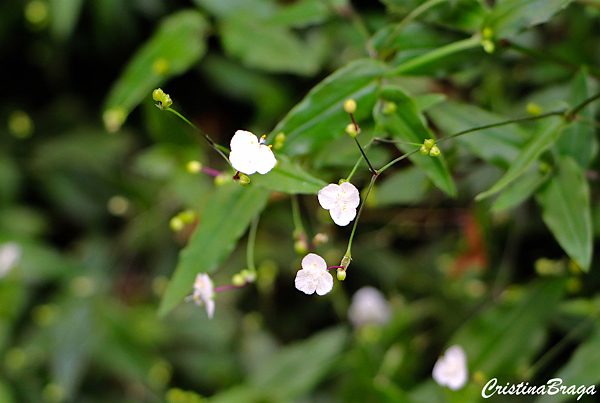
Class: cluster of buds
152,88,173,110
420,138,441,157
343,99,361,137
273,132,286,150
169,209,197,232
481,27,495,54
231,269,257,286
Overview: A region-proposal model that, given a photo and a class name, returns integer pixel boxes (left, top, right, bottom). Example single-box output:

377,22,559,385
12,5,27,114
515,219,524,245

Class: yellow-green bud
243,269,257,282
107,195,129,216
152,88,173,109
526,102,542,116
186,160,202,173
423,139,435,149
338,178,348,185
482,39,495,54
232,274,245,286
337,268,346,281
275,132,286,143
382,101,397,115
169,216,184,232
238,173,251,185
8,110,34,139
294,239,308,255
341,255,352,269
429,145,441,157
152,88,165,102
179,210,196,224
343,98,357,114
345,123,359,137
420,144,429,155
214,173,231,186
482,27,494,40
25,0,49,28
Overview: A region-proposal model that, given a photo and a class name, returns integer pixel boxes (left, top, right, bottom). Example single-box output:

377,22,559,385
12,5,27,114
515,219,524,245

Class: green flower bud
232,274,245,286
482,39,495,54
341,255,352,269
337,268,346,281
179,210,196,224
429,145,441,157
345,123,359,137
420,144,429,155
294,239,308,255
8,110,34,139
238,173,251,185
343,98,357,114
186,160,202,173
169,216,184,232
152,88,165,102
482,27,494,40
382,101,397,115
214,173,231,186
526,102,542,116
423,138,435,149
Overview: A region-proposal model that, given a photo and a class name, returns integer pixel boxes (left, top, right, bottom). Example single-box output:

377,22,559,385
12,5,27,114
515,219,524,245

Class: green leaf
484,0,574,39
250,327,347,400
220,13,326,75
427,101,526,168
476,118,564,200
271,58,387,156
375,167,429,206
491,168,549,212
103,10,208,132
556,69,598,168
267,0,331,28
159,185,269,316
375,86,456,197
49,0,84,40
251,157,326,194
535,326,600,403
536,156,592,271
453,279,566,376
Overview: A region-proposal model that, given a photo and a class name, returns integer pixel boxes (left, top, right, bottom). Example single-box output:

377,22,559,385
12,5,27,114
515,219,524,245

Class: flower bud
8,110,34,139
420,144,429,155
237,173,251,185
429,145,441,157
152,88,165,102
337,268,347,281
341,255,352,270
274,132,286,150
214,173,231,186
232,274,245,286
179,210,196,224
482,39,495,54
423,139,435,149
526,102,542,116
345,123,359,137
294,239,308,255
186,160,202,173
343,98,357,114
382,101,397,115
169,216,184,232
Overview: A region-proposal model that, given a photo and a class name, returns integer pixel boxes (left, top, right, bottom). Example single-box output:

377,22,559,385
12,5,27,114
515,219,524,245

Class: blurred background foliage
1,0,600,402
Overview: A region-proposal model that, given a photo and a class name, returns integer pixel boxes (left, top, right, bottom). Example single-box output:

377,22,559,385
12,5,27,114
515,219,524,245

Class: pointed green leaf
103,10,208,131
270,59,387,156
485,0,574,39
536,157,592,271
159,185,269,316
251,157,326,194
491,168,549,212
375,86,456,197
476,118,564,200
556,69,598,168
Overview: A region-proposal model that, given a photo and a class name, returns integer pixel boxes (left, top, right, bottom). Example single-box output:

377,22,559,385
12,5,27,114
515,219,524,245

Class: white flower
318,182,360,226
294,253,333,296
229,130,277,175
192,273,215,318
348,286,391,327
432,345,468,390
0,242,21,278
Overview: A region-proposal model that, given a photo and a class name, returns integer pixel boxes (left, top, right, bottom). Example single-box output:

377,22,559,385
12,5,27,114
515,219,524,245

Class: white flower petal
348,286,391,327
205,299,215,319
318,184,340,210
432,345,468,390
315,270,334,295
229,148,258,175
329,205,356,226
339,181,360,208
0,242,21,278
254,144,277,174
230,130,258,151
295,269,318,294
301,253,327,271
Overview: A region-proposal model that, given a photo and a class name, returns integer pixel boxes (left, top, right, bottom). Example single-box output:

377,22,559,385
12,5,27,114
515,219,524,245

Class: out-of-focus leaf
267,0,331,27
491,168,549,212
375,86,456,197
413,93,446,113
49,0,84,40
250,327,347,400
476,118,564,200
251,157,326,194
220,14,326,75
0,381,15,403
0,156,21,204
453,279,566,376
427,101,526,168
484,0,574,39
536,156,592,271
193,0,275,18
103,10,208,131
375,167,429,206
556,69,597,168
535,326,600,403
159,185,269,316
271,58,386,156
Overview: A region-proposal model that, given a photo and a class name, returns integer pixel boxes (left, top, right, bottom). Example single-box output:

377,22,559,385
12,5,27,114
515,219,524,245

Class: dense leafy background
1,0,599,402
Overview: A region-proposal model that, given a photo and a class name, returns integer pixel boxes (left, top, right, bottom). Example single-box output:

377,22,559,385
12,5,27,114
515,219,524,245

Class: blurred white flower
318,182,360,226
192,273,215,319
229,130,277,175
295,253,333,296
348,286,391,327
0,242,21,278
432,345,468,390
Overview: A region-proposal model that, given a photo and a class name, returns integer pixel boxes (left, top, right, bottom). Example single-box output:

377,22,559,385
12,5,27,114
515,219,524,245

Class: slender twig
567,91,600,118
354,137,377,175
246,215,259,272
344,173,378,258
377,148,421,174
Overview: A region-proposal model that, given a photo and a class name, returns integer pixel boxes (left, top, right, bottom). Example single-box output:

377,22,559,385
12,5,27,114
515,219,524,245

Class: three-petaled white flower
229,130,277,175
294,253,334,296
348,286,391,328
0,242,21,278
192,273,215,319
318,182,360,226
432,345,469,390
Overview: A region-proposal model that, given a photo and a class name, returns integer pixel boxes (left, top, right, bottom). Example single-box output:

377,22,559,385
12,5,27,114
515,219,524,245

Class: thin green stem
394,0,446,33
377,148,421,174
346,155,364,182
354,137,377,175
387,35,480,76
246,215,260,272
345,173,377,258
165,108,231,166
567,91,600,118
374,137,424,146
291,195,305,236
